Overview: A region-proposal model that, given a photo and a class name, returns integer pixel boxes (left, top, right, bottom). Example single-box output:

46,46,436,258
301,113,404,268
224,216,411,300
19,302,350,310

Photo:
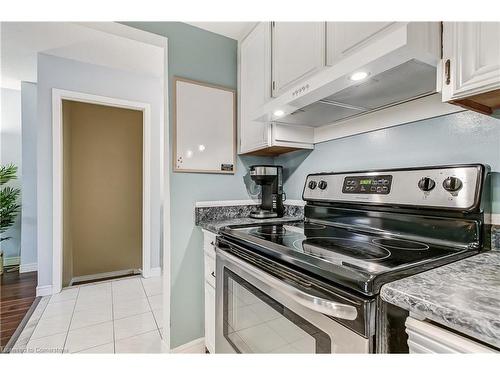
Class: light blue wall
1,88,22,260
276,111,500,212
36,53,164,287
21,82,38,267
122,22,272,348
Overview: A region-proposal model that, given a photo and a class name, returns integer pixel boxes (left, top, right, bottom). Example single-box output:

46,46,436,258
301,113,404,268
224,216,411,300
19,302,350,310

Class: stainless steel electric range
215,164,489,353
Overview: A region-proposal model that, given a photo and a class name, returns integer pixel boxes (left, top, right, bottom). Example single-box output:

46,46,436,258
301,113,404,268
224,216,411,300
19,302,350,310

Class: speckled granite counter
381,251,500,348
198,216,302,234
195,200,304,234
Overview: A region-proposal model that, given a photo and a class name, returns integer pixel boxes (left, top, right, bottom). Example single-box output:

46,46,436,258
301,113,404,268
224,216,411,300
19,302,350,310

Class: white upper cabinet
238,23,314,155
441,22,500,114
238,22,272,154
326,22,396,66
271,22,326,97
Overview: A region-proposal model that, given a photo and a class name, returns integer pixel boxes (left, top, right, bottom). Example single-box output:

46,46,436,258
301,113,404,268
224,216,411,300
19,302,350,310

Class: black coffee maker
249,165,285,219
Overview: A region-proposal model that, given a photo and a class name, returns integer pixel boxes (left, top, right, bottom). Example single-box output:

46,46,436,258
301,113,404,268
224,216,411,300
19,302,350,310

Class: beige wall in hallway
62,100,143,282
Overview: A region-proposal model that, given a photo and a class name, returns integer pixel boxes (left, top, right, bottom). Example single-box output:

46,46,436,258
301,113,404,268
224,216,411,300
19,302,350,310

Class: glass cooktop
220,221,475,295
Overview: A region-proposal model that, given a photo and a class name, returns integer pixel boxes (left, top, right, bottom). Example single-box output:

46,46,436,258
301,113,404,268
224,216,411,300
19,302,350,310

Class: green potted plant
0,164,21,275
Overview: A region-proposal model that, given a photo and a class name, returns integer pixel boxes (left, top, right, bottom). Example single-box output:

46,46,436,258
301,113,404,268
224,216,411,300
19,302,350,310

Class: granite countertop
199,216,301,234
381,251,500,348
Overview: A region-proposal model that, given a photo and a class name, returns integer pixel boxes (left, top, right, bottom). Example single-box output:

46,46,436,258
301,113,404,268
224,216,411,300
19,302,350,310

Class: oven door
215,245,371,354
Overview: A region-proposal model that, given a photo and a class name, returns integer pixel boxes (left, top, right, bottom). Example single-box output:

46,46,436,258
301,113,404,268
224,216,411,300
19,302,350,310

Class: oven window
223,268,331,353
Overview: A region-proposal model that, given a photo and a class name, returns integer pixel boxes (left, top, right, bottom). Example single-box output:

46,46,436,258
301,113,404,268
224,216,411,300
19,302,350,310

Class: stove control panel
302,165,485,211
342,175,392,194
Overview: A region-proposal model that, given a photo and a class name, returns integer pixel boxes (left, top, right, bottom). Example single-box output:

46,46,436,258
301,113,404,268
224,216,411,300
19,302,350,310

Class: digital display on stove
342,175,393,194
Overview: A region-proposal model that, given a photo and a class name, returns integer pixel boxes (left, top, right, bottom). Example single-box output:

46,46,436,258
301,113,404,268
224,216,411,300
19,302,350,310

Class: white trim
148,267,162,278
20,262,37,273
195,199,305,208
69,269,139,285
160,38,172,353
171,337,206,353
3,256,20,266
314,94,464,144
36,285,53,297
195,199,259,208
485,214,500,225
51,88,152,294
285,199,306,207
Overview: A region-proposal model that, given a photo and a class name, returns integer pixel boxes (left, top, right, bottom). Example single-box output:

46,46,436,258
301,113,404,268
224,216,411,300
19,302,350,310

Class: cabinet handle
444,59,451,85
211,271,216,278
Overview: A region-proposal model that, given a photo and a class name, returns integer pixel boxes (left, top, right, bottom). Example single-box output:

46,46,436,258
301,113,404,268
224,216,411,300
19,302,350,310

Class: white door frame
51,88,152,293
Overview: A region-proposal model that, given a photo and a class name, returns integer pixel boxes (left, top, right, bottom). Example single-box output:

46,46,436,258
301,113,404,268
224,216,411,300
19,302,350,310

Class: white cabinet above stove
258,22,441,127
238,22,314,155
441,22,500,115
271,22,326,98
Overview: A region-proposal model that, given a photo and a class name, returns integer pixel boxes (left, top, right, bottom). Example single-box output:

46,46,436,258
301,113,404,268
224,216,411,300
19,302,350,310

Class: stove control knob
318,180,328,190
443,176,463,192
418,177,435,192
308,180,317,190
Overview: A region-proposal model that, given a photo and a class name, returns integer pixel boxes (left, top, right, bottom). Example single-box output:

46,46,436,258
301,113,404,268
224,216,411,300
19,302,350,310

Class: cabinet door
204,282,216,353
271,22,326,97
326,22,396,66
239,22,272,154
406,317,496,353
442,22,500,101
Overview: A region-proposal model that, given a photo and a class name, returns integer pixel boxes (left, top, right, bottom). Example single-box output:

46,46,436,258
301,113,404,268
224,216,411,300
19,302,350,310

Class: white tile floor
23,275,165,354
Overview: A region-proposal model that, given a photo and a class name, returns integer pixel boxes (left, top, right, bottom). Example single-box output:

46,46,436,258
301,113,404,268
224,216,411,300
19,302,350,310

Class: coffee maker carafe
249,165,285,219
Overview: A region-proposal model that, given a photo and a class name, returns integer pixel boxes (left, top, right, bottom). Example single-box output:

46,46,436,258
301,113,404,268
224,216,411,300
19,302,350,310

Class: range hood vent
279,59,437,127
258,23,441,130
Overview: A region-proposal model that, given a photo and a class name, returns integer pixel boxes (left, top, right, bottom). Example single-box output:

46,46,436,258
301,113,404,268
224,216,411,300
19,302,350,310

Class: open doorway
52,89,152,292
61,100,143,286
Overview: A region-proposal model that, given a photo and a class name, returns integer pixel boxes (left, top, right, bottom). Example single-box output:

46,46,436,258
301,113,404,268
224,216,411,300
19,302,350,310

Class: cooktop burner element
371,238,429,251
253,225,291,236
293,237,392,261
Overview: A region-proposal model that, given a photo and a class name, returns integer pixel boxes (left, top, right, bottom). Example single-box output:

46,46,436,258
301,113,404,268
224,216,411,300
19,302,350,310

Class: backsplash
491,225,500,250
195,203,304,226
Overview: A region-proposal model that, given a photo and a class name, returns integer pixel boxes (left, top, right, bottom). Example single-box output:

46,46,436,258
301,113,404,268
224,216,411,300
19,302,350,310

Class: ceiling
1,22,164,90
186,22,257,41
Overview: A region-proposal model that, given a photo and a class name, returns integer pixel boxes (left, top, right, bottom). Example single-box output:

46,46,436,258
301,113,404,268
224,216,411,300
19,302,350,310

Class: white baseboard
146,267,162,277
485,213,500,225
195,199,305,208
171,337,205,353
195,199,259,208
70,268,139,285
36,285,53,297
3,256,20,267
285,199,306,207
20,262,37,273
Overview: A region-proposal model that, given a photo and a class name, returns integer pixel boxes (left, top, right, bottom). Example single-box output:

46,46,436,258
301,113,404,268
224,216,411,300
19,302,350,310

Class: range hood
257,23,442,128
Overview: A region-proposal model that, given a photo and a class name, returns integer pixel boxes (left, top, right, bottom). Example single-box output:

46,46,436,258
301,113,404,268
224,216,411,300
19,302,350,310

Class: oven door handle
217,246,358,321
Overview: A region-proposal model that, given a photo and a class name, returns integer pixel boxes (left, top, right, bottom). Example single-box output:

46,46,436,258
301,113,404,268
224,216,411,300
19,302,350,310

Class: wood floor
0,271,37,350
